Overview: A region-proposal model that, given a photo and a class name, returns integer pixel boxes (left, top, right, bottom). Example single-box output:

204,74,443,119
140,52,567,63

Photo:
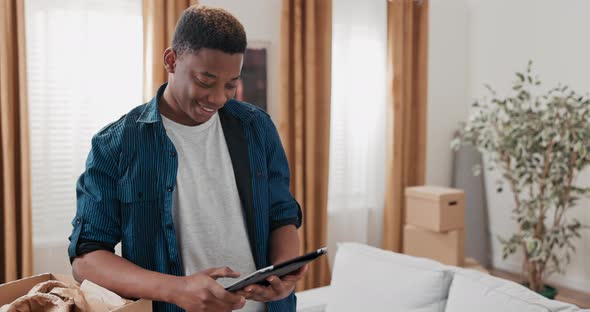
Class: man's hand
171,267,246,312
235,264,308,302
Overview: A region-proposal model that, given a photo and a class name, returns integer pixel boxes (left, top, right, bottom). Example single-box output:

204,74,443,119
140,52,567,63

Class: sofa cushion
326,242,452,312
296,286,330,312
444,267,582,312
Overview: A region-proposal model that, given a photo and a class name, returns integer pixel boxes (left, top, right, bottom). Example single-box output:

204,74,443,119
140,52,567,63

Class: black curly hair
171,5,247,55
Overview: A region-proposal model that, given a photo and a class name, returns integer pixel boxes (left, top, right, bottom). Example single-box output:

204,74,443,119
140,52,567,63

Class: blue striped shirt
68,83,302,312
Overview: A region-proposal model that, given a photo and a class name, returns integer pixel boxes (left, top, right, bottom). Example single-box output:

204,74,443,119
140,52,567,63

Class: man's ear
163,48,177,73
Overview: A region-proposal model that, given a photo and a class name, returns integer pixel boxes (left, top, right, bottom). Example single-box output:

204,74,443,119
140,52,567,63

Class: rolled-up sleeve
68,131,121,260
264,119,302,232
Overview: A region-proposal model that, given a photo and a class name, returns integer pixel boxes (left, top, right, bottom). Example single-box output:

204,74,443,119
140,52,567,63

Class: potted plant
451,61,589,298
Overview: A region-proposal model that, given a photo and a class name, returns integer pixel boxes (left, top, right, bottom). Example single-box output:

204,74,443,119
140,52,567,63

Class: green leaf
484,84,497,95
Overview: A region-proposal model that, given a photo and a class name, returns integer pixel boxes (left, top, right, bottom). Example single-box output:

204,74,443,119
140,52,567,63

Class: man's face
166,47,243,124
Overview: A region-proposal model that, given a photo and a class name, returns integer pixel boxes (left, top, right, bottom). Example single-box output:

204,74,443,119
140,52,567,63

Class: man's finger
300,264,309,274
232,299,246,310
201,289,236,312
282,272,304,283
235,290,252,299
207,280,246,305
205,266,241,279
210,297,234,312
267,275,286,293
282,264,309,281
245,284,272,300
236,289,261,302
291,264,309,277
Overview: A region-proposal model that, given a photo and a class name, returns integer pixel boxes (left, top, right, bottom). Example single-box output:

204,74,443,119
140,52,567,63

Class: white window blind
25,0,143,247
327,0,387,264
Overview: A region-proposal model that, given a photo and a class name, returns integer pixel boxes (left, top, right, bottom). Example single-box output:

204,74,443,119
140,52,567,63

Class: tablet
224,247,328,292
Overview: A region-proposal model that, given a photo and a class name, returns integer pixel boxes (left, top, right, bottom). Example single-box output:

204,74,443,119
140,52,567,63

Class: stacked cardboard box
402,186,465,266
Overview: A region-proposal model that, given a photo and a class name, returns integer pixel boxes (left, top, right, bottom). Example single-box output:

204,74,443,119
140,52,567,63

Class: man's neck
160,86,201,126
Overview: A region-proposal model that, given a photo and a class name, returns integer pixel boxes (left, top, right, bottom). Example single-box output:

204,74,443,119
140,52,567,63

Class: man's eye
225,84,237,90
195,78,212,88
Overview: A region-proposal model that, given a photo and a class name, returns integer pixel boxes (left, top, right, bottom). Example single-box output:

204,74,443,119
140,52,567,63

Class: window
327,0,387,263
25,0,142,272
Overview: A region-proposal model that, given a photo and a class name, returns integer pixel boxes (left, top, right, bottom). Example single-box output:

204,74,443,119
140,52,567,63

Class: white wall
199,0,281,118
426,0,470,186
428,0,590,293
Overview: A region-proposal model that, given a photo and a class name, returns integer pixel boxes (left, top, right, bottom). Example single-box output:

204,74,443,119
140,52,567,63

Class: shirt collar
136,83,166,123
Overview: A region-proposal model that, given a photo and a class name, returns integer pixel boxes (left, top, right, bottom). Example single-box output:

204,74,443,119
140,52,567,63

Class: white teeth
202,106,215,112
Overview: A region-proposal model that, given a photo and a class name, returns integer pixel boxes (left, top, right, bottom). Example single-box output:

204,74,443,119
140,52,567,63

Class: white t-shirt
162,112,265,312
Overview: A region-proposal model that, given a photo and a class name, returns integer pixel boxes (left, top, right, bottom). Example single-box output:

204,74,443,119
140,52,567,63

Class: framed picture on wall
236,41,269,111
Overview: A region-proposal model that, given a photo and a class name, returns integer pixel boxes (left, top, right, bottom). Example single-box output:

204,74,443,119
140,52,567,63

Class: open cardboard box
0,273,152,311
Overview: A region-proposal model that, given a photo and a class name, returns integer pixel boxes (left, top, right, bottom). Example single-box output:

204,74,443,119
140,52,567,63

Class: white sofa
296,243,587,312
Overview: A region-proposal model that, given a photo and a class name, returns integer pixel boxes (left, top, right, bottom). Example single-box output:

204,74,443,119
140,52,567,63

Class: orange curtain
143,0,198,101
0,0,33,283
279,0,332,290
382,0,429,252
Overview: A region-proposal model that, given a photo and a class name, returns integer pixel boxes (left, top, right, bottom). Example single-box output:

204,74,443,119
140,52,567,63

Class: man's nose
208,86,227,107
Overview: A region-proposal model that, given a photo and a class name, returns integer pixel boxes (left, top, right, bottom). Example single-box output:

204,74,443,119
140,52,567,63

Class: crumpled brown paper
0,292,73,312
80,280,132,312
1,279,132,312
28,281,70,294
49,286,91,311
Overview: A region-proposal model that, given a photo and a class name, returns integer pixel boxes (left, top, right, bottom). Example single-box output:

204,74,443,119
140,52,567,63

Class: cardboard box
462,257,489,274
0,273,152,311
403,224,464,266
405,186,465,232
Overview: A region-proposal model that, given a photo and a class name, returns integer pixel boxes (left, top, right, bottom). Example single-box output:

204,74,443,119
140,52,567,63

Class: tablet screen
224,247,327,292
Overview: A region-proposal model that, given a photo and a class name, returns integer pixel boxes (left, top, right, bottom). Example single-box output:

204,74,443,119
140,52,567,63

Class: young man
68,6,305,312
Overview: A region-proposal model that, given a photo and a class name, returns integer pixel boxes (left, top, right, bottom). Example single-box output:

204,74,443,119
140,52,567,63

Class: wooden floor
488,268,590,309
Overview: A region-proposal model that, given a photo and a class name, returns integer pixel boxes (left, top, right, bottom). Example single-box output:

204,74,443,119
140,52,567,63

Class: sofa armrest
296,286,331,312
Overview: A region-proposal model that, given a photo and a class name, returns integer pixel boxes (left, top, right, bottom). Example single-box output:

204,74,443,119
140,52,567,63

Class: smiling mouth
196,101,217,113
